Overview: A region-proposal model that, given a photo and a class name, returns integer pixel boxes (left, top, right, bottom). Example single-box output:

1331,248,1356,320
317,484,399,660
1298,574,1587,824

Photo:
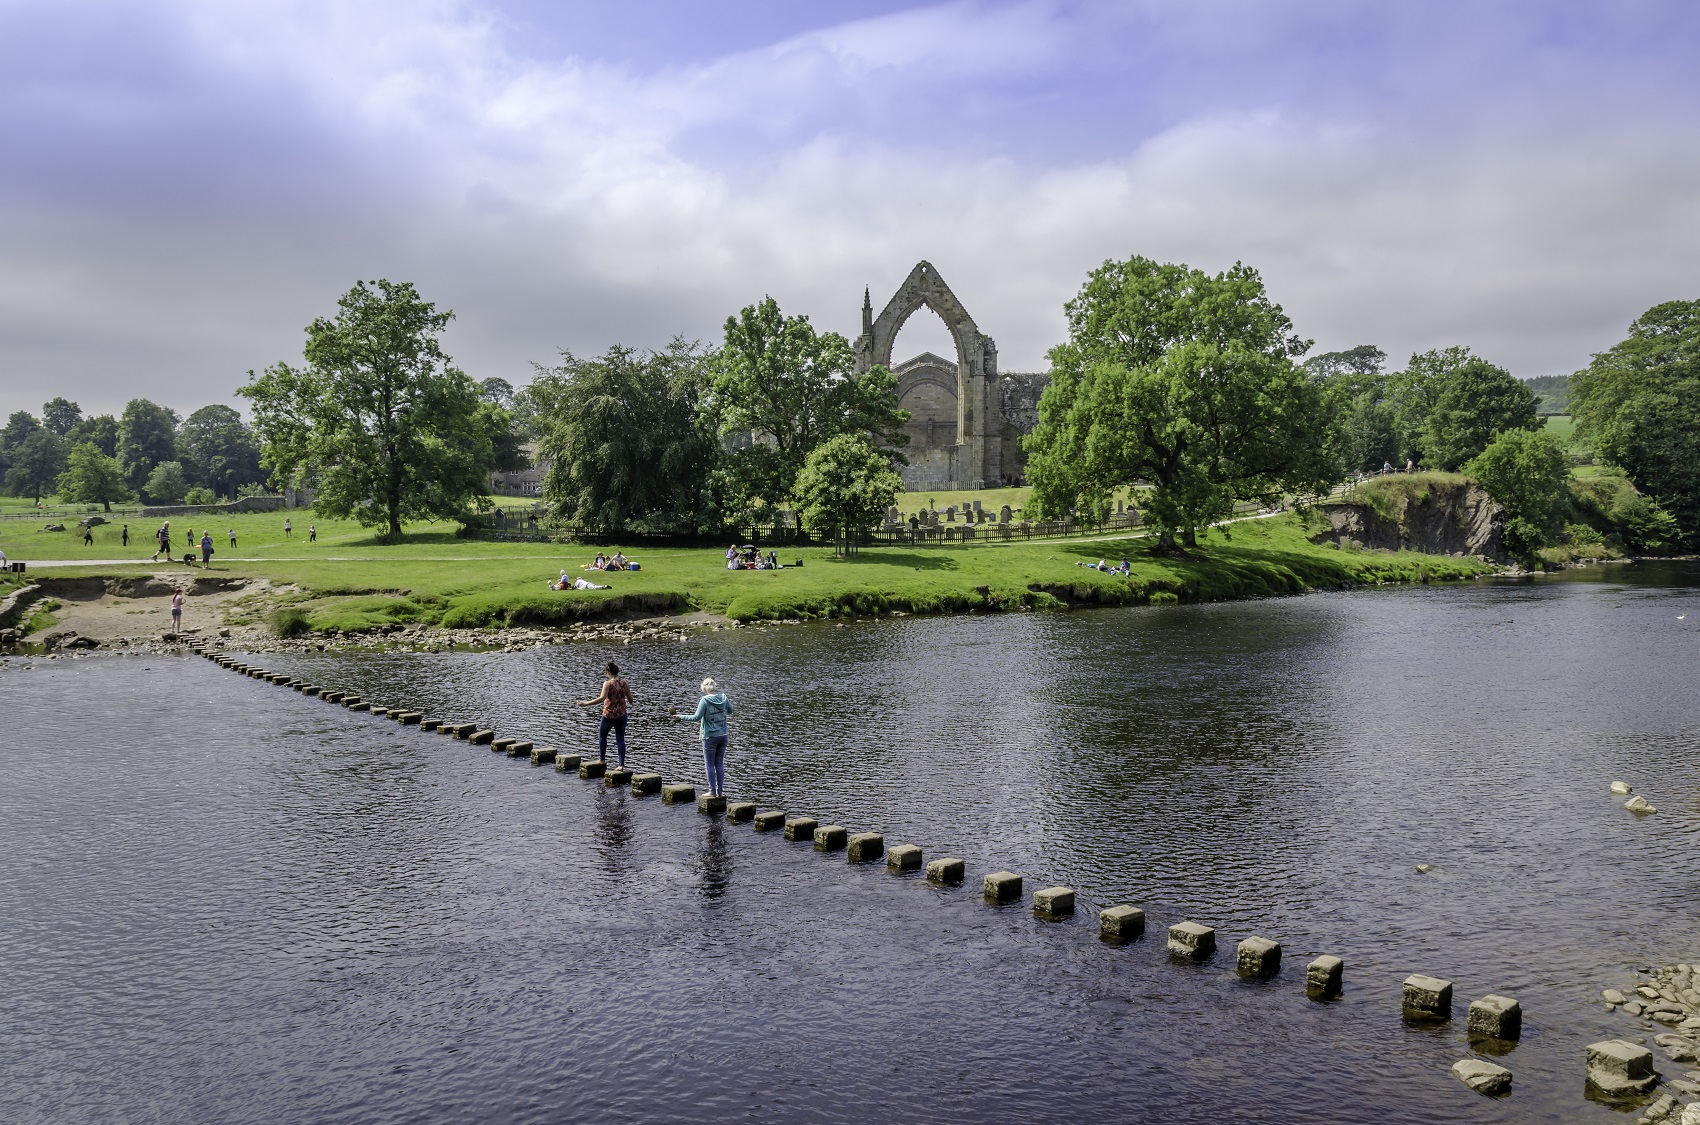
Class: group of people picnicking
549,551,640,590
1077,557,1132,575
726,544,785,570
577,662,733,798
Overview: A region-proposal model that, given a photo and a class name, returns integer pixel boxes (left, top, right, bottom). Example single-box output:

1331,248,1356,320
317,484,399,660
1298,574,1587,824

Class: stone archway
854,261,1000,489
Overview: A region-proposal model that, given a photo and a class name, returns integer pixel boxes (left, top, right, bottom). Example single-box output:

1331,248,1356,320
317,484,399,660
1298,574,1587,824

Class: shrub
183,486,216,505
270,606,312,636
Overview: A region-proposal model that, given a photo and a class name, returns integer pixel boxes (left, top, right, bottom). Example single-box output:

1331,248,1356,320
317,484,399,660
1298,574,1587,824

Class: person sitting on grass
726,544,741,570
592,552,607,570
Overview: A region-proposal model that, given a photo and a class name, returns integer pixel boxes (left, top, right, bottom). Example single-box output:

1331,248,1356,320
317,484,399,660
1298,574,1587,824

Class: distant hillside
1525,374,1571,414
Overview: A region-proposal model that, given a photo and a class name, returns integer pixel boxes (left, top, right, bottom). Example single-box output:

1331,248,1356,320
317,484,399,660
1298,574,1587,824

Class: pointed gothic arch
854,261,1001,489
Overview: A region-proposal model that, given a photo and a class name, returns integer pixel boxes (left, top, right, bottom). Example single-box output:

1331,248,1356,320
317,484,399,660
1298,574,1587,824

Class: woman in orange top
577,661,633,768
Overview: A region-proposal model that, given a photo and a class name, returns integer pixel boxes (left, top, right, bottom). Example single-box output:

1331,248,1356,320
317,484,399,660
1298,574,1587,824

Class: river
4,562,1699,1123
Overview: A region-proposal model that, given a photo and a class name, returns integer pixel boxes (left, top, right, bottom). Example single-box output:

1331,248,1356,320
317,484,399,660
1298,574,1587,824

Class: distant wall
141,495,288,518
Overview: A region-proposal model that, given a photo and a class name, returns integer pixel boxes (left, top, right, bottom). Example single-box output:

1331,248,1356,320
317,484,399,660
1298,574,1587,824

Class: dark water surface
6,562,1700,1123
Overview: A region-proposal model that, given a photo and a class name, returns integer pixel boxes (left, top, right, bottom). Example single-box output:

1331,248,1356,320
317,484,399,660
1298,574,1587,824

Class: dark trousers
598,715,627,767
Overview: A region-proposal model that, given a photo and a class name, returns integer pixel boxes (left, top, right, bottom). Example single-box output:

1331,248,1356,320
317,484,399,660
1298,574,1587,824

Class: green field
1,504,1493,633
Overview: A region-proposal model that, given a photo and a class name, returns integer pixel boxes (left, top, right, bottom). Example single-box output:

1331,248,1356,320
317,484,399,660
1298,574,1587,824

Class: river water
5,562,1700,1123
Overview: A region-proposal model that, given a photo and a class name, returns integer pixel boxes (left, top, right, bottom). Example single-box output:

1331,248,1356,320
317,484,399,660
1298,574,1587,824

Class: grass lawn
2,503,1494,633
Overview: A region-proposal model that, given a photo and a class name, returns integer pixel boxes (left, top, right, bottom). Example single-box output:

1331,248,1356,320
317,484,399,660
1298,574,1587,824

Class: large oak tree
241,279,495,540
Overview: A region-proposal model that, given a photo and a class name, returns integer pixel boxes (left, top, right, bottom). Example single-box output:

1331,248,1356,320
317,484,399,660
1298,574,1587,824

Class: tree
479,377,515,406
533,340,723,536
1024,256,1338,549
0,410,41,486
117,399,180,491
794,434,904,556
56,443,132,511
5,430,66,502
65,414,119,456
479,401,531,474
177,405,263,497
240,279,496,540
1319,371,1400,473
144,460,189,504
1303,345,1386,381
1466,429,1571,556
42,397,82,436
708,296,908,517
1418,348,1538,469
1572,299,1700,547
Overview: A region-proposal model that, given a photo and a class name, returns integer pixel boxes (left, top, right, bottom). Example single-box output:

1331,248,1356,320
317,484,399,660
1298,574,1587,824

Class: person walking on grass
169,587,184,635
121,524,129,548
677,677,733,798
284,518,292,538
577,661,633,769
82,525,93,547
151,521,170,561
308,525,316,543
200,531,214,568
228,528,236,550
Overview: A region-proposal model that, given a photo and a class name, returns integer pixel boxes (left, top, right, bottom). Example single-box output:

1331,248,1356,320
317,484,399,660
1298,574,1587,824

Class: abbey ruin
854,261,1046,491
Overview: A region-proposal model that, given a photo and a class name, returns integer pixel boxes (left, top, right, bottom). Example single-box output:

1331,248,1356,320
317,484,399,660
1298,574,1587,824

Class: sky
2,0,1698,420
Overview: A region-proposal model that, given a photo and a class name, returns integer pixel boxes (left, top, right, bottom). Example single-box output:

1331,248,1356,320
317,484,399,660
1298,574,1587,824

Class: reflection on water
3,561,1699,1124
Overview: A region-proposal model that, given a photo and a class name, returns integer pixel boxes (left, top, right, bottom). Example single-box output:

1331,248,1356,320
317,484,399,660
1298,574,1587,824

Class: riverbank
0,510,1500,652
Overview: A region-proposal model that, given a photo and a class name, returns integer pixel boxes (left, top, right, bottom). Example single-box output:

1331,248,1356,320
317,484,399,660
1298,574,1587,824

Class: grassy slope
1,505,1491,632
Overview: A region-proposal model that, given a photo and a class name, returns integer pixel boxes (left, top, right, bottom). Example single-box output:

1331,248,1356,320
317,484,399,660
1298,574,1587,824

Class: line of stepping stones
198,646,1640,1106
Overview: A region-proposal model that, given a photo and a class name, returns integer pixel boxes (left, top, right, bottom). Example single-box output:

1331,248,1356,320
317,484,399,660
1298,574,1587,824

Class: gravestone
999,505,1012,523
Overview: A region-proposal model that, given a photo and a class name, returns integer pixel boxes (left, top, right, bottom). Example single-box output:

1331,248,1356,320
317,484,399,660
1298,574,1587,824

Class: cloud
0,0,1697,420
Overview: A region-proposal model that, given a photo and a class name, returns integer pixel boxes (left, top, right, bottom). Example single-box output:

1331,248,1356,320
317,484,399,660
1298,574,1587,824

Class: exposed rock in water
1311,480,1506,561
1626,795,1658,814
1613,781,1635,794
1451,1058,1512,1096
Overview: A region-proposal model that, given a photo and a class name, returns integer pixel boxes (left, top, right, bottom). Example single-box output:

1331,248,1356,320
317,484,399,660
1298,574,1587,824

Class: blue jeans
598,715,627,767
702,735,728,797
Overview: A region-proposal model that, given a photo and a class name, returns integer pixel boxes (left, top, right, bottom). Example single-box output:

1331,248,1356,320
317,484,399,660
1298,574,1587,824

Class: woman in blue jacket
677,678,733,798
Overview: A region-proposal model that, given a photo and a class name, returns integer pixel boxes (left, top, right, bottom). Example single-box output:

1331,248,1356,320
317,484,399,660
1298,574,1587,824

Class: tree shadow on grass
822,550,959,571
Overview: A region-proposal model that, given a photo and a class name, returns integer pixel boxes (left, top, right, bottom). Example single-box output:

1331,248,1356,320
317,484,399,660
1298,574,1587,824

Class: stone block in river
1451,1059,1512,1096
369,707,389,717
553,753,581,772
753,810,785,832
1611,780,1633,794
1307,955,1344,999
1099,905,1145,943
420,718,440,731
348,702,370,713
783,817,818,841
468,729,494,745
1033,886,1075,918
507,741,533,758
399,712,422,724
1403,974,1453,1019
610,768,639,790
886,844,922,872
1468,995,1522,1040
1625,795,1657,814
1236,936,1282,978
491,737,515,753
983,871,1022,904
847,833,884,863
529,746,556,764
578,759,606,779
927,857,965,885
726,801,756,823
1585,1039,1657,1097
1167,922,1215,960
696,794,726,815
662,783,696,804
814,825,848,851
341,696,363,707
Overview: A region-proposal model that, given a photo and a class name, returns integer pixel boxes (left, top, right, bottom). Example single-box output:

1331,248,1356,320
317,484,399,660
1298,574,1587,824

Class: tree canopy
793,434,904,556
6,430,66,502
241,279,496,540
1416,347,1538,470
1466,428,1571,558
42,397,82,436
65,414,119,457
56,443,131,511
1024,255,1337,548
143,460,189,504
532,340,723,536
116,399,179,491
1572,299,1700,547
177,404,263,498
708,296,908,518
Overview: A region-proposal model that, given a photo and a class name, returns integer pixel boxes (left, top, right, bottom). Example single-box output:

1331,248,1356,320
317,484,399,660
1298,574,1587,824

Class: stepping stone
847,832,884,863
726,801,755,823
553,753,582,773
1100,904,1145,943
813,825,847,851
530,746,557,764
886,844,922,872
468,729,494,745
1236,936,1282,977
697,794,726,815
1033,886,1075,918
579,759,606,779
1469,994,1522,1040
783,817,818,841
607,768,636,789
629,772,660,795
983,871,1022,904
1451,1059,1512,1096
663,783,697,804
507,741,533,758
1403,974,1453,1019
1167,922,1215,960
753,810,785,831
926,857,964,885
1307,955,1344,998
